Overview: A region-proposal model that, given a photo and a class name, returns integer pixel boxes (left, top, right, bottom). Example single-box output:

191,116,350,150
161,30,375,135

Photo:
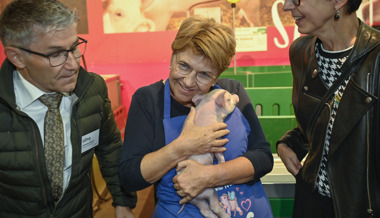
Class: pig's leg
209,190,230,218
215,152,225,164
192,198,218,218
194,188,230,218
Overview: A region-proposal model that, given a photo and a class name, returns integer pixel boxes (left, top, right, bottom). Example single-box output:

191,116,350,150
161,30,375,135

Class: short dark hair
345,0,363,14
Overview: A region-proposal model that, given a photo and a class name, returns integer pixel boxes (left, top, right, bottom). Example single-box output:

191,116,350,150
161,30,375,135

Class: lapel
302,39,329,101
328,77,376,158
300,30,377,157
327,20,380,157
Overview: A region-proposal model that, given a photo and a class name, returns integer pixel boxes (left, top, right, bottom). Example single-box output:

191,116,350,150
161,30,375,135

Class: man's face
17,23,81,93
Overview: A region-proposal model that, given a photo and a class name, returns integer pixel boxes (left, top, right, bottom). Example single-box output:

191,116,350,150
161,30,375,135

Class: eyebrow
176,53,216,75
45,37,80,52
183,61,214,74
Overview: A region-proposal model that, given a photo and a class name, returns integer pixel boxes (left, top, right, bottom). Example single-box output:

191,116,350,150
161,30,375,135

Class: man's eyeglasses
174,55,217,85
14,37,87,67
292,0,300,6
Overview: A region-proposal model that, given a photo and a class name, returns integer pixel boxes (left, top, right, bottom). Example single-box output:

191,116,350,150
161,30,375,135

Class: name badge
81,129,99,153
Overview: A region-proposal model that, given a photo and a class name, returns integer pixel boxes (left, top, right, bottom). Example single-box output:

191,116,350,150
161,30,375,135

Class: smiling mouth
294,16,303,21
179,83,192,92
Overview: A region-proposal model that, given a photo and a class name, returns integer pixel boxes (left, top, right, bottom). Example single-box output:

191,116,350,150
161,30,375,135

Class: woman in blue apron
120,15,274,218
154,80,273,217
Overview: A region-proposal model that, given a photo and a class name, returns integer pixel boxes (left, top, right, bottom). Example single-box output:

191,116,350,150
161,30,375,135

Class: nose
182,71,197,87
134,19,156,32
283,0,296,11
64,52,80,70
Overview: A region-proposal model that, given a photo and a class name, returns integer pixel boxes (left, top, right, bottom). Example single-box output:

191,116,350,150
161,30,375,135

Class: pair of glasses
14,37,87,67
292,0,300,6
174,55,217,85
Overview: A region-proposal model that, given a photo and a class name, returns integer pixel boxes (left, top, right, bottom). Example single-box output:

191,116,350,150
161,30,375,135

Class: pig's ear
192,94,204,106
215,90,227,107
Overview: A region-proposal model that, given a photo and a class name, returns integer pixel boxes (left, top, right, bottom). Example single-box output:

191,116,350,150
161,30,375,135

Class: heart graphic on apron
241,199,252,212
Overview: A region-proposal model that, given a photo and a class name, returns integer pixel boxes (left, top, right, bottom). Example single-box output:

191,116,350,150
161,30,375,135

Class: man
0,0,136,217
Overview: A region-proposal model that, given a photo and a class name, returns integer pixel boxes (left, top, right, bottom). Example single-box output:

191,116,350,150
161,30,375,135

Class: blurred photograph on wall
102,0,266,33
100,0,296,52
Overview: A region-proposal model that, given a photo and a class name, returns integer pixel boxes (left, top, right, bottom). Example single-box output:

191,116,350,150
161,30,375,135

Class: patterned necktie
39,93,64,202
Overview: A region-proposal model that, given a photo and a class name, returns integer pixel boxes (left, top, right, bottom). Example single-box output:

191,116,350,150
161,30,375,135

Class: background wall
0,0,376,110
77,0,299,109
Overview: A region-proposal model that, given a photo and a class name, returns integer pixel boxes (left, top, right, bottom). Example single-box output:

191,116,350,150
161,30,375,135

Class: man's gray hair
0,0,79,47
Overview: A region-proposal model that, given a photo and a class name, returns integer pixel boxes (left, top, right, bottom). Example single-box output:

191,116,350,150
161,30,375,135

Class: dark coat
0,59,136,217
278,20,380,218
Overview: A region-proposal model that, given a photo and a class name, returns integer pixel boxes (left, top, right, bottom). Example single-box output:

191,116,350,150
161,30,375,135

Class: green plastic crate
225,65,291,74
245,87,297,152
251,72,292,87
221,66,292,88
270,198,294,218
221,67,298,152
219,72,250,88
245,87,294,116
259,116,297,153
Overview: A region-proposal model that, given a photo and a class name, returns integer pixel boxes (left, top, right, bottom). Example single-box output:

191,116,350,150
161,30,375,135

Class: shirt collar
14,70,46,109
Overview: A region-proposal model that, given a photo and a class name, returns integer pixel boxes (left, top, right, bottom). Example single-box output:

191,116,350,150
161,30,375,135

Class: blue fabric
154,80,273,217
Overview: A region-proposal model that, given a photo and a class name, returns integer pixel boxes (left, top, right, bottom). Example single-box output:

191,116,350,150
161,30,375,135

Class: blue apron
153,80,273,218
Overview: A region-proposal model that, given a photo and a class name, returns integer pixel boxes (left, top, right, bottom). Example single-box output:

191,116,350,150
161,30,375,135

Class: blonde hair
171,15,236,74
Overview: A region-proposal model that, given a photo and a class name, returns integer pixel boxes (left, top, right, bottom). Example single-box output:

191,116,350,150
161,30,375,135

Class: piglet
177,89,239,218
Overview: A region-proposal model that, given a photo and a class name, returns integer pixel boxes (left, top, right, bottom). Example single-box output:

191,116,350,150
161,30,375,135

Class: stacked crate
220,66,296,218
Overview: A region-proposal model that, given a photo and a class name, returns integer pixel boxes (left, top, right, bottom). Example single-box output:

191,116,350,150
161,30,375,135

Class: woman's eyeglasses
174,54,217,85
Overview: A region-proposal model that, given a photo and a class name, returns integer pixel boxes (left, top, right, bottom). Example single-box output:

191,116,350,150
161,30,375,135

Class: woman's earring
169,66,172,70
334,9,340,20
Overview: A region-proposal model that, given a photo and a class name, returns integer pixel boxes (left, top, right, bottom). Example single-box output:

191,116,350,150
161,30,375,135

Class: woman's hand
140,108,230,184
277,143,302,176
173,159,211,204
173,157,255,204
178,107,230,156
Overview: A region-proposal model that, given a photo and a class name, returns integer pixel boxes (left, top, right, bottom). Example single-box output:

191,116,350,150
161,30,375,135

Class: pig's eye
114,9,125,18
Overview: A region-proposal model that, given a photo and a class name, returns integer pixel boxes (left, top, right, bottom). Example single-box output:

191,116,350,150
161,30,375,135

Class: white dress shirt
13,70,77,195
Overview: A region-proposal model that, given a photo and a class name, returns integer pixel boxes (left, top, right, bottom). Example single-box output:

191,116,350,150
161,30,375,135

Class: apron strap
164,79,171,119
